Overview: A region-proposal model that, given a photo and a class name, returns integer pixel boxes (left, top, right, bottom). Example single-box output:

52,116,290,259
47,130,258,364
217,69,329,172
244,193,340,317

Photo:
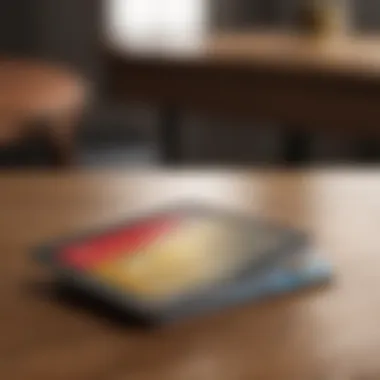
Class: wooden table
108,32,380,163
1,170,380,379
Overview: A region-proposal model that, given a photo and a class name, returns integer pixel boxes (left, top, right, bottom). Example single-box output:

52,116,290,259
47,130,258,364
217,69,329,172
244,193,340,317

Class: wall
29,0,103,83
0,2,33,55
353,0,380,31
0,1,103,88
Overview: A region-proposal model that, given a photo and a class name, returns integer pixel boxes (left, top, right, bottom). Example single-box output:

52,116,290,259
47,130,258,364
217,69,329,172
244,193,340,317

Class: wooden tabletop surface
1,170,380,379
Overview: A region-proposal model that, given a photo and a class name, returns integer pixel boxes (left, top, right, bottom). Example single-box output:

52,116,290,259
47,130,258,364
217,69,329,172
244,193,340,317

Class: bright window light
106,0,208,51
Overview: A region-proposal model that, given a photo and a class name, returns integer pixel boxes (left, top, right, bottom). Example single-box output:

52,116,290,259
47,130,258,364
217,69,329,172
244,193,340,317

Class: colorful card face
59,215,247,301
94,219,228,299
60,217,179,270
47,207,307,307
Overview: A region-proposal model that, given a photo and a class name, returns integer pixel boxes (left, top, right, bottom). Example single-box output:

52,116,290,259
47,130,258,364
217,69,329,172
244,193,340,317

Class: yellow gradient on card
94,219,230,300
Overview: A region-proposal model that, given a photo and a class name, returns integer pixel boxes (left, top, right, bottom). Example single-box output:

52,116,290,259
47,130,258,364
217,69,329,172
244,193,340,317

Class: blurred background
0,0,379,168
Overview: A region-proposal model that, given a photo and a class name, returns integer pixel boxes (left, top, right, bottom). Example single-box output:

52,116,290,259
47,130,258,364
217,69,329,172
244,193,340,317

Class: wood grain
0,170,379,379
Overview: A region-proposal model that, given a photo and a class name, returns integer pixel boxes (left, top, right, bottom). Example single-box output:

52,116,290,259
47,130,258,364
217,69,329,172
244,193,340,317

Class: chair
0,58,88,167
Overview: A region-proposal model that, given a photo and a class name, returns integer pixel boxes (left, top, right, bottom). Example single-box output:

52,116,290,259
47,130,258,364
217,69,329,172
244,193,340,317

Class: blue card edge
159,255,333,322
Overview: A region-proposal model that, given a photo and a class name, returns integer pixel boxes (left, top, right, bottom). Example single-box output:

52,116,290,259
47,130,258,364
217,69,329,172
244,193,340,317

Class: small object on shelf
298,0,348,39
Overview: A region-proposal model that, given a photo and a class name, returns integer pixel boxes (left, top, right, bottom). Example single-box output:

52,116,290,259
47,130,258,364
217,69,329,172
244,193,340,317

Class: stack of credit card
35,204,332,323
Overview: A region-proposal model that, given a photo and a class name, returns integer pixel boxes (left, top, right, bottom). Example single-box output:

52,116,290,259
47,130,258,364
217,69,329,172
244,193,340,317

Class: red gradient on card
60,217,180,269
